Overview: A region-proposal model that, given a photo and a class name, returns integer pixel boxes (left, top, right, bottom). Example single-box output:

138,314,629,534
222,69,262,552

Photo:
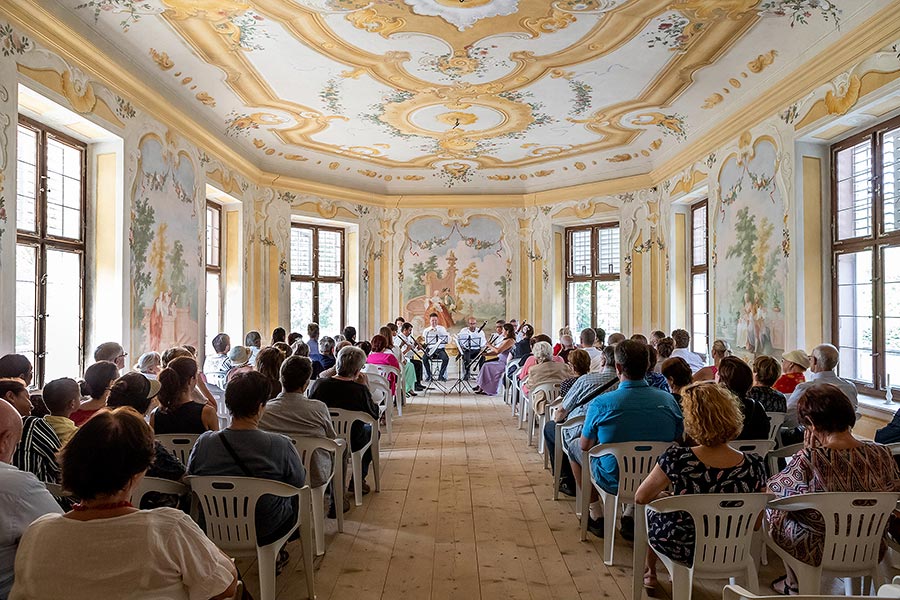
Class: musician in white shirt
397,321,425,391
457,317,487,376
422,312,450,381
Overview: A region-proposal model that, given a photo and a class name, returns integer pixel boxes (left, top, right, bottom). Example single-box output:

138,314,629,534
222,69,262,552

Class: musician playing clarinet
457,317,486,378
398,321,425,392
422,312,450,382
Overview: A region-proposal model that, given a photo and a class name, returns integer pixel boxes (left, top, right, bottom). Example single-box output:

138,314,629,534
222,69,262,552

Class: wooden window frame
205,201,223,339
690,199,709,354
830,113,900,395
290,223,345,329
16,115,87,386
564,222,620,329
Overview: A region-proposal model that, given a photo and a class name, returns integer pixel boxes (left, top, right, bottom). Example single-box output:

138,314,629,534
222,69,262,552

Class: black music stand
423,333,450,394
448,336,481,394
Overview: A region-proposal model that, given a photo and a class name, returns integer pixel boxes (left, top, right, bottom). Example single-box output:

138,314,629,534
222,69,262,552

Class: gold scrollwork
824,74,861,116
520,9,576,38
345,8,406,38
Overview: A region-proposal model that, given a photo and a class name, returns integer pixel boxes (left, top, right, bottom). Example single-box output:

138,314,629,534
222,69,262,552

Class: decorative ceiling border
2,0,900,207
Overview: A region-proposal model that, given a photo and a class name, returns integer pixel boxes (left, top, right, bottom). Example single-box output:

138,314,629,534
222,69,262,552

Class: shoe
326,494,351,518
771,575,798,596
349,480,371,495
415,384,426,391
558,480,576,498
587,516,604,538
275,548,290,575
473,386,482,392
620,515,634,541
439,377,447,382
408,391,417,397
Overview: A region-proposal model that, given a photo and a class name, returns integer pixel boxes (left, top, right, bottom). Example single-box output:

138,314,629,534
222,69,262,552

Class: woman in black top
150,356,219,434
511,323,534,360
717,356,770,440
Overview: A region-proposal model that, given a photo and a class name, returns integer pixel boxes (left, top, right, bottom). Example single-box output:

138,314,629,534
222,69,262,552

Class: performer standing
422,312,450,381
457,317,487,378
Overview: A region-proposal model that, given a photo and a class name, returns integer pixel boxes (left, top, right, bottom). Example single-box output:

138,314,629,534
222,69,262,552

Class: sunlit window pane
291,281,313,335
883,127,900,234
692,204,707,267
206,205,221,268
567,281,592,333
291,228,313,276
835,250,873,383
205,272,221,353
16,125,37,232
569,229,591,277
15,245,37,365
835,141,873,240
45,138,83,240
596,280,620,334
43,249,82,381
318,230,341,277
884,246,900,387
318,282,342,337
691,272,708,355
597,226,620,275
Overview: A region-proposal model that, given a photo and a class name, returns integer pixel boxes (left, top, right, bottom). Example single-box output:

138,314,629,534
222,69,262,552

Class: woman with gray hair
135,352,162,378
309,346,380,494
525,341,573,416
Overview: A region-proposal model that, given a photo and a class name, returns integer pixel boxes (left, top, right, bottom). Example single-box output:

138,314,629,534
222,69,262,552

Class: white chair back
766,411,786,442
553,415,585,502
727,439,776,456
724,583,900,600
765,442,803,476
155,433,201,465
130,476,188,507
328,408,381,506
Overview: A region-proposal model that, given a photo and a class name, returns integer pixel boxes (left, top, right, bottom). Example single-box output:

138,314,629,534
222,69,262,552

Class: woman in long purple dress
475,323,516,396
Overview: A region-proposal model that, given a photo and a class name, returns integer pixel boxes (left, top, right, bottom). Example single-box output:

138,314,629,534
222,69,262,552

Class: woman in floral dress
635,382,768,594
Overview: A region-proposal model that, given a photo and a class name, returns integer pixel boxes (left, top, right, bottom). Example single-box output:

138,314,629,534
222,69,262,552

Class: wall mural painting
714,135,788,359
402,216,506,333
130,133,201,356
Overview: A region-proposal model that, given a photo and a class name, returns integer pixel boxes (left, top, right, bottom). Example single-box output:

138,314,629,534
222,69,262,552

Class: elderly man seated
784,343,857,428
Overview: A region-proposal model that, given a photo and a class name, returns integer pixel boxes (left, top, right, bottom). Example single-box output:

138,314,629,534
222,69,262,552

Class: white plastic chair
552,415,584,501
504,358,523,409
633,493,772,600
728,440,776,457
880,575,900,597
130,476,188,507
285,434,346,556
328,408,380,506
364,363,403,418
766,412,786,444
765,442,803,477
529,382,560,455
155,433,201,465
187,475,315,600
364,370,392,443
766,492,899,595
580,441,673,565
722,583,900,600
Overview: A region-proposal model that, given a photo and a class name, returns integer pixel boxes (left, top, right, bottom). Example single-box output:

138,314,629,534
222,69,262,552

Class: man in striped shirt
0,378,60,483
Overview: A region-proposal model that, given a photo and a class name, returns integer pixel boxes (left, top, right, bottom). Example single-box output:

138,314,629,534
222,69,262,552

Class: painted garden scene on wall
714,136,788,359
402,216,506,333
130,134,201,356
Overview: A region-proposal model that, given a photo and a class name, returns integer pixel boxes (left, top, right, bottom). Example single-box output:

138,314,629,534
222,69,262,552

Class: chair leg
669,564,695,600
351,452,363,507
602,491,617,566
312,486,326,556
793,563,822,596
334,456,344,534
538,414,547,457
257,544,279,600
371,438,381,494
579,460,591,541
298,491,316,600
552,431,562,501
743,562,760,594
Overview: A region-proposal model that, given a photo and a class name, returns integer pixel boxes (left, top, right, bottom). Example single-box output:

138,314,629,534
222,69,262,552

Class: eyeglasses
116,353,128,359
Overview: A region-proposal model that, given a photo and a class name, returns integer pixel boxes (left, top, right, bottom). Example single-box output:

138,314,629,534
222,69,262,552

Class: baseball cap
782,349,810,370
108,372,161,407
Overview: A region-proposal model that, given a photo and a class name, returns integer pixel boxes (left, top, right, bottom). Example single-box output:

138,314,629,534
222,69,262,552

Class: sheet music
423,327,449,354
457,328,486,350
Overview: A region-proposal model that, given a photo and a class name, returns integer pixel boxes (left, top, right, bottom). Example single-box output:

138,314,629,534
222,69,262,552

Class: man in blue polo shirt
580,339,683,538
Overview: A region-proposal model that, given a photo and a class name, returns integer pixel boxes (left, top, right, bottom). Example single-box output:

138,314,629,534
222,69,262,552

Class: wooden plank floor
238,390,876,600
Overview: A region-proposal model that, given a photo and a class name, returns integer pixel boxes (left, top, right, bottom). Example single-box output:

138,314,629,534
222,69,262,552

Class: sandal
643,570,658,597
771,575,798,596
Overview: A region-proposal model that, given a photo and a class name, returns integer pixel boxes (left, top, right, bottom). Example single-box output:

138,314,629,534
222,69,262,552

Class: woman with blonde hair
635,382,767,593
693,339,731,382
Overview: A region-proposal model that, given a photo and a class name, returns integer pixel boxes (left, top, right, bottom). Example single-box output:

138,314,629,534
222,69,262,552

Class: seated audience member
670,329,705,373
1,379,60,484
255,347,286,397
518,334,562,383
292,340,310,357
631,334,649,345
594,328,607,349
271,327,287,346
525,341,573,416
559,349,591,398
367,335,401,395
694,339,731,382
636,382,767,593
645,346,671,392
474,324,516,396
660,357,693,405
333,334,345,343
606,332,626,346
135,352,161,379
312,336,337,377
1,398,64,599
342,326,357,345
553,327,572,356
774,350,809,395
0,355,33,386
306,323,320,357
654,337,675,373
649,330,666,348
224,346,253,386
717,356,770,440
511,324,534,361
92,342,127,371
203,333,231,389
107,373,185,508
749,355,787,412
557,335,576,362
580,340,683,538
357,341,372,356
188,371,305,559
579,328,604,372
12,409,237,600
259,357,337,491
309,346,379,492
544,345,619,497
245,331,262,366
768,385,900,595
150,357,218,434
70,361,119,427
287,332,302,347
162,347,217,409
785,344,857,428
41,379,81,447
314,341,366,385
274,342,293,357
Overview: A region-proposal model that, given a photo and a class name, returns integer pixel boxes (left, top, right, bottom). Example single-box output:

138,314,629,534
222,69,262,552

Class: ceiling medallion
401,0,520,31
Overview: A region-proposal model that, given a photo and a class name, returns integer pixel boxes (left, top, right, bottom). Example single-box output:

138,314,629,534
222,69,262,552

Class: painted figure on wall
714,135,788,359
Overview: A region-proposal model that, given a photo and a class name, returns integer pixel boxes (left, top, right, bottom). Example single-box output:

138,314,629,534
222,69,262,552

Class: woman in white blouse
11,408,237,600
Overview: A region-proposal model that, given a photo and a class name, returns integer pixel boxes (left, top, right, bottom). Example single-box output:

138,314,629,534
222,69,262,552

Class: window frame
690,199,709,356
290,223,345,330
830,113,900,395
16,115,88,386
205,201,223,342
564,222,621,330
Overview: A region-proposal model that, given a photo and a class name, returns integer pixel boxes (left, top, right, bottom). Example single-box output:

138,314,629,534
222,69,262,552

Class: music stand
423,333,450,394
448,335,481,394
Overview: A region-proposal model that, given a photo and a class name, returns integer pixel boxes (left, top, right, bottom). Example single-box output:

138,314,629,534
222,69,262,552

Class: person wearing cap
774,349,809,395
224,346,254,386
135,352,162,379
784,344,858,428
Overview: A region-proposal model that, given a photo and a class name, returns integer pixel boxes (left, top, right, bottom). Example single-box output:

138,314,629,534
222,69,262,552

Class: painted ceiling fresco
53,0,888,193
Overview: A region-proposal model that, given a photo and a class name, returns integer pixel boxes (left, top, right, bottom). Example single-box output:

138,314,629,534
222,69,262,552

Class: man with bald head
785,343,858,427
0,398,63,597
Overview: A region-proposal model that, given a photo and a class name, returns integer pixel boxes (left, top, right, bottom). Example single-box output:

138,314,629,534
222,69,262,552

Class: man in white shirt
422,313,450,381
0,397,63,598
397,322,425,391
457,317,487,377
670,329,705,373
785,343,858,427
579,328,604,372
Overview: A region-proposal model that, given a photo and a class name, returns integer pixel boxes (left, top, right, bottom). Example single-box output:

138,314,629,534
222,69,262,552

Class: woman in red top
773,350,809,395
70,361,119,427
